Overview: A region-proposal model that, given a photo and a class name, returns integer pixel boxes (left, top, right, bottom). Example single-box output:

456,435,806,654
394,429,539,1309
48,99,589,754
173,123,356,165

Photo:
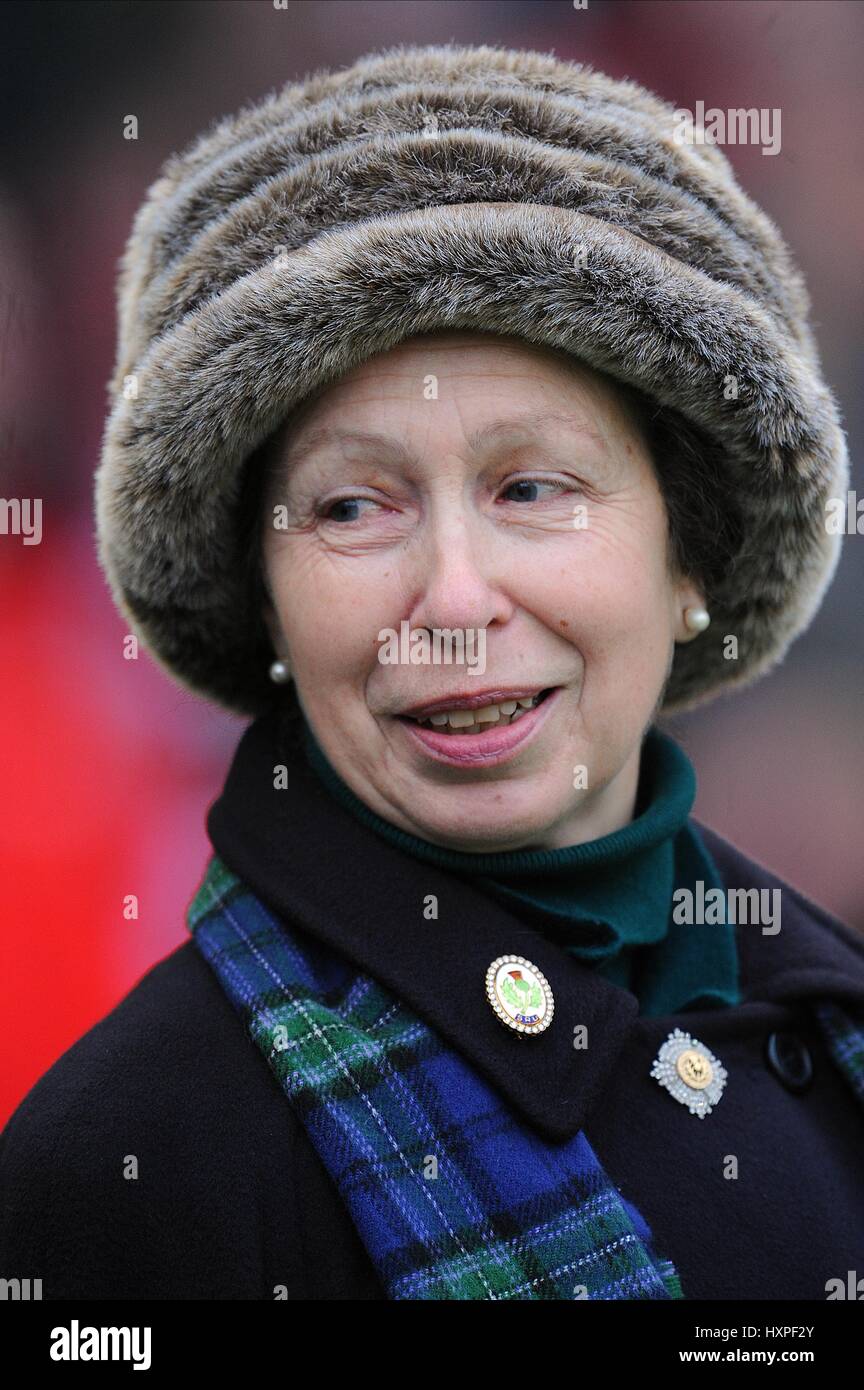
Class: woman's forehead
277,333,642,444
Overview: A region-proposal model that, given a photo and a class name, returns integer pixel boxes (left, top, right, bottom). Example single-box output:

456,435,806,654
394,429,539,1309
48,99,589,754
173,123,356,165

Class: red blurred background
2,0,862,1126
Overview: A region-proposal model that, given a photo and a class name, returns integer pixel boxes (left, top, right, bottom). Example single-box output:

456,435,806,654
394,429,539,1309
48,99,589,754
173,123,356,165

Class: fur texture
94,43,849,716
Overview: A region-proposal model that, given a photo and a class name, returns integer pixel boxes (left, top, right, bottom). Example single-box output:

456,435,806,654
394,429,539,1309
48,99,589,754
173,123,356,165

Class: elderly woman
2,44,863,1304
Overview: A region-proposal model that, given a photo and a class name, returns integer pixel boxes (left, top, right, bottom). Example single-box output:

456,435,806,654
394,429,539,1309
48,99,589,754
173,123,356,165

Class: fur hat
94,43,849,716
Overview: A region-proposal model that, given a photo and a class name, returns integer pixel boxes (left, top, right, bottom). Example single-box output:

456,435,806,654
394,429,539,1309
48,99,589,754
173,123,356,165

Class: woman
2,43,863,1302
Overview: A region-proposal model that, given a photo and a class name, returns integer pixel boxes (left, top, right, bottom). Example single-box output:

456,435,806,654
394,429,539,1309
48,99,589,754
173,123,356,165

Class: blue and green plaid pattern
811,1000,864,1104
187,854,864,1300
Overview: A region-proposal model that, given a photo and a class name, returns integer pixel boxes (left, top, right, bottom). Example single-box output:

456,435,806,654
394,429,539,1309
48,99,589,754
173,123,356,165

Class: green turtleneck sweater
299,717,739,1018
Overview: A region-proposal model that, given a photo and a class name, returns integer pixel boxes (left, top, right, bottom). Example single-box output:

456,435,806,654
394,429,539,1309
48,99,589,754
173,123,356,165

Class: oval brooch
486,955,554,1036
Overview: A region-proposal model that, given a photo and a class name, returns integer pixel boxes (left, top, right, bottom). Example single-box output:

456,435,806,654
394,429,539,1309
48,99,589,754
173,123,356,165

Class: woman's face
261,332,705,851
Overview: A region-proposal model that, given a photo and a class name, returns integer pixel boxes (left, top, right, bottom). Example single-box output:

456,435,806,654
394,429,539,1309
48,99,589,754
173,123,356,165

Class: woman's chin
394,796,560,854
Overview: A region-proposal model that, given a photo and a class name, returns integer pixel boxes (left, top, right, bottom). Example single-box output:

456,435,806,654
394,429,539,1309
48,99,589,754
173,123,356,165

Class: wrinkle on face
259,331,703,852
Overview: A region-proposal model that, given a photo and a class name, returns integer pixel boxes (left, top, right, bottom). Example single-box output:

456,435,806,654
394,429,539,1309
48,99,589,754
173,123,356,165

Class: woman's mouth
394,687,559,765
406,689,550,733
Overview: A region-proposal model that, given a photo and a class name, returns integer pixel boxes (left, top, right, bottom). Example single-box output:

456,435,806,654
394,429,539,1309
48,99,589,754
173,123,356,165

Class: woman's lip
399,686,545,719
395,687,560,766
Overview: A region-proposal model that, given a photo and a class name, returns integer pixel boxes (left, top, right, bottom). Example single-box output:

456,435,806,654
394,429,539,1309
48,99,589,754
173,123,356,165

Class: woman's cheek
575,581,669,705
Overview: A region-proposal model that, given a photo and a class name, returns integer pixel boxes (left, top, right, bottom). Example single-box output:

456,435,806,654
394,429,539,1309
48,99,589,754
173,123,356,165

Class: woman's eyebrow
282,428,414,469
466,411,607,453
285,412,606,467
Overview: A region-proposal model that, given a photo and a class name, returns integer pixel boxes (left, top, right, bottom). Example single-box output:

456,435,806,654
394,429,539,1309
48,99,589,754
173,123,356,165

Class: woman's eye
320,479,574,521
321,496,379,523
499,477,572,503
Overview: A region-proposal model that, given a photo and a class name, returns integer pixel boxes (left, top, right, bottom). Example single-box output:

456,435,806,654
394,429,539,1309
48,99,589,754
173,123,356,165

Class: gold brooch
651,1028,727,1117
485,955,554,1036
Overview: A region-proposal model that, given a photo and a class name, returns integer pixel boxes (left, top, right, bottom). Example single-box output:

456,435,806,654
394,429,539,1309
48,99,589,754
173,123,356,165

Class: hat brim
95,200,848,715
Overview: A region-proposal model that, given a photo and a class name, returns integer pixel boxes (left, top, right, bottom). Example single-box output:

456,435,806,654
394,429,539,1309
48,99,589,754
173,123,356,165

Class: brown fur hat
94,43,849,716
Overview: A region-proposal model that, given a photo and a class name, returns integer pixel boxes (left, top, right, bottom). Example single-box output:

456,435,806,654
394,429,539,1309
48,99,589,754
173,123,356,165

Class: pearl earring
269,659,291,684
683,606,711,634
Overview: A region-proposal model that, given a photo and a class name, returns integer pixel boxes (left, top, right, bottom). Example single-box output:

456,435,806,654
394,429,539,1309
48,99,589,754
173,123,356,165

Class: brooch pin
486,955,554,1036
651,1028,727,1117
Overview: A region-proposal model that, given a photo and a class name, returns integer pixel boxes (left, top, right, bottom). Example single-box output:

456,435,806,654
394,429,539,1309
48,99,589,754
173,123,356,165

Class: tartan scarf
187,853,864,1301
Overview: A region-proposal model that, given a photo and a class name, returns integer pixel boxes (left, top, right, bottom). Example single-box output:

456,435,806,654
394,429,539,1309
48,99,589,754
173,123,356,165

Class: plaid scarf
187,854,864,1301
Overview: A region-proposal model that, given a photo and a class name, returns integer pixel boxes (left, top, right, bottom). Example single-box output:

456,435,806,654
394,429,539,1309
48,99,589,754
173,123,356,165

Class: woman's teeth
412,693,543,734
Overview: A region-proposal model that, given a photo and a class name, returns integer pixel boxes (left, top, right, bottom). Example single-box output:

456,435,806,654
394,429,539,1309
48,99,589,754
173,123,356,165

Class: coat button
764,1032,814,1093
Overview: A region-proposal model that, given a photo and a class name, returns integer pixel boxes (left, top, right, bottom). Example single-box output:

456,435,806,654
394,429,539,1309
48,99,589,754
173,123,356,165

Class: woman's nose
405,510,514,635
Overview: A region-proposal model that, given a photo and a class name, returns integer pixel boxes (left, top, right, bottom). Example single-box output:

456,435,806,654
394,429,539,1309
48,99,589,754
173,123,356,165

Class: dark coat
2,713,864,1301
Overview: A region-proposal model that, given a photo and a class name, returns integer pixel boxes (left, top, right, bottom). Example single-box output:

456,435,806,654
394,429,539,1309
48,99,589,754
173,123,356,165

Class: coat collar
206,708,864,1141
694,820,864,1012
298,711,740,1016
